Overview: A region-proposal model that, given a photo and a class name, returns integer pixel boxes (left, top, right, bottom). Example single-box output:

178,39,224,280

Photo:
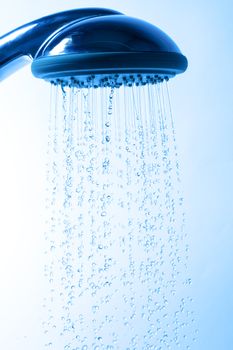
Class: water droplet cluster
44,77,196,349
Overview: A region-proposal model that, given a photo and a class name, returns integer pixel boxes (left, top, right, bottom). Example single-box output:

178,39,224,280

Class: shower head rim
31,51,188,81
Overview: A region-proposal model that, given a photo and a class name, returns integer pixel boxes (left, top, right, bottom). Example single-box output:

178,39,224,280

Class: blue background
0,1,233,349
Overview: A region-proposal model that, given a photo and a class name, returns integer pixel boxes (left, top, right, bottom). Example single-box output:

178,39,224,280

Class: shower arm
0,8,122,80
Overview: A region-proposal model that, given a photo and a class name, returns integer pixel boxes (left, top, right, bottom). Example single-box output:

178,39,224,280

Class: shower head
0,8,188,86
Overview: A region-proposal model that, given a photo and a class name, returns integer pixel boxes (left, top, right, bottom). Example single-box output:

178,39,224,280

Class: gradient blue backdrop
0,1,233,349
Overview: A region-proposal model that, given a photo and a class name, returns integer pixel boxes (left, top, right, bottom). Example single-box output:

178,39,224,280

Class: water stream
43,81,195,350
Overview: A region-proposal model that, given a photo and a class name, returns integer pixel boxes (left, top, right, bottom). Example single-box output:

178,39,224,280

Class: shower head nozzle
0,8,188,86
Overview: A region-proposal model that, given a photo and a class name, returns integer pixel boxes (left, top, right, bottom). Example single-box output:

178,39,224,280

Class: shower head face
32,14,188,87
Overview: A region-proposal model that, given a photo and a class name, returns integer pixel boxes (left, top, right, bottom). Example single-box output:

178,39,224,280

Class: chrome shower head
0,8,188,86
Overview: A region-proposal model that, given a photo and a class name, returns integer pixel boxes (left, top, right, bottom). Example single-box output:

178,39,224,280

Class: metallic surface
0,8,188,82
